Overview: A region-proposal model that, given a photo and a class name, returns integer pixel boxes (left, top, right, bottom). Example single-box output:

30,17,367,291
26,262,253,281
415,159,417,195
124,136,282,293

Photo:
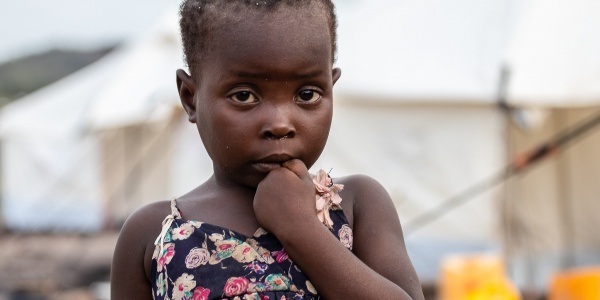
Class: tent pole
555,111,576,269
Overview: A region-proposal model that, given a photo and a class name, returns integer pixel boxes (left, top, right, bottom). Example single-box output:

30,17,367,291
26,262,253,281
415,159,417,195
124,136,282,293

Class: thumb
282,159,310,180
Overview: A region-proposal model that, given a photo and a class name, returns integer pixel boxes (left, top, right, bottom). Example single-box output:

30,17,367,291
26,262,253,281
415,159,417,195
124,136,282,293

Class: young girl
111,1,423,299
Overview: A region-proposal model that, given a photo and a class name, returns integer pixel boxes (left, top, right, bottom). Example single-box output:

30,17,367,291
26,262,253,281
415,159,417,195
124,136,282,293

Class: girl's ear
176,69,197,123
332,67,342,85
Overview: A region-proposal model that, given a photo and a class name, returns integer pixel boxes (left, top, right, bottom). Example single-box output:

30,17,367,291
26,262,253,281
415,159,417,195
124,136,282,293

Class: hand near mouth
253,159,319,237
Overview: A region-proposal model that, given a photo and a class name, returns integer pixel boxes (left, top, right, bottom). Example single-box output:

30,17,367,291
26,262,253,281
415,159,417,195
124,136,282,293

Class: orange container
440,254,520,300
549,267,600,300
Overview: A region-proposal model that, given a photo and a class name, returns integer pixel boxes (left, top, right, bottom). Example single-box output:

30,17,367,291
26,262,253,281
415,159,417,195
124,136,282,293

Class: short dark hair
179,0,337,77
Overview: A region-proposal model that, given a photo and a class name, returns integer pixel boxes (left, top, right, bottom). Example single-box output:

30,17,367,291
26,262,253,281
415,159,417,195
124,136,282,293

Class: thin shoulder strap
153,198,181,297
154,198,182,247
170,198,182,219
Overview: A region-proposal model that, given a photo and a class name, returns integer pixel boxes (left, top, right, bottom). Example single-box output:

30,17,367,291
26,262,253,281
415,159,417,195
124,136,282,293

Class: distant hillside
0,46,115,106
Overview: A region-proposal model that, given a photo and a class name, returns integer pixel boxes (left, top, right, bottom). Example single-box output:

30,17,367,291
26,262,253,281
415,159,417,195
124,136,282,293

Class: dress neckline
171,198,267,238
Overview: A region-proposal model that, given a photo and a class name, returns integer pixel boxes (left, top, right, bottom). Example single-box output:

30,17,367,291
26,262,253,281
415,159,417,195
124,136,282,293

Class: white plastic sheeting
506,0,600,106
0,51,122,231
2,135,103,232
318,101,505,242
335,0,520,103
86,13,181,130
0,11,182,232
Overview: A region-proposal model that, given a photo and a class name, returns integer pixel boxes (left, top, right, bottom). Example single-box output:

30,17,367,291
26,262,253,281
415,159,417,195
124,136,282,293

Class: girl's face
188,5,341,188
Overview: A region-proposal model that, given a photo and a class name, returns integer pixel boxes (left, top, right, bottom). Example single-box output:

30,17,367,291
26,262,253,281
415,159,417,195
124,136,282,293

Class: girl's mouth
253,154,295,172
252,162,284,173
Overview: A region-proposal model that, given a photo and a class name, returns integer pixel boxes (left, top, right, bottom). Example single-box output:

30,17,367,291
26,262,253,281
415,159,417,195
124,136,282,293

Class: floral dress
150,171,353,300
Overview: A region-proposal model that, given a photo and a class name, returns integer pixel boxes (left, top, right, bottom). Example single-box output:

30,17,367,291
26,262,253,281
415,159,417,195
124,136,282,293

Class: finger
281,159,310,180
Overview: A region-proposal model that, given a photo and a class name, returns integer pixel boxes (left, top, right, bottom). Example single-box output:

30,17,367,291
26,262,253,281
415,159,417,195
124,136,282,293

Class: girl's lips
252,162,284,173
253,154,295,172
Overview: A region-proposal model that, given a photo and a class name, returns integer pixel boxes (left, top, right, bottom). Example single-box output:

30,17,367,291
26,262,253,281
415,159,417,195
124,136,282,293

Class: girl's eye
295,90,321,103
230,91,258,103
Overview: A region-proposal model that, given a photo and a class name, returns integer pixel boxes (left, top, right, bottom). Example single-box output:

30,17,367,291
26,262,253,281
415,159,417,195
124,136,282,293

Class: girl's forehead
194,5,333,77
204,4,332,57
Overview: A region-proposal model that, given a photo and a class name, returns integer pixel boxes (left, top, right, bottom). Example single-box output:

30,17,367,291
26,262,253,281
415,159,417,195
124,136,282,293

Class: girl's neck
208,171,256,201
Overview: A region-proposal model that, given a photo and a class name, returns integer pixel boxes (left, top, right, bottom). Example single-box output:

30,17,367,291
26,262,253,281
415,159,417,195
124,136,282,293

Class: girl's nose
261,106,297,140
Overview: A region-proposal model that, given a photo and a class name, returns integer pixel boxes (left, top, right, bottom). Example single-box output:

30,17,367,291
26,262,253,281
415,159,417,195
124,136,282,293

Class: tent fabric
0,11,183,232
2,134,103,232
317,100,506,242
86,13,181,130
505,0,600,106
0,42,124,232
0,52,121,139
335,0,520,103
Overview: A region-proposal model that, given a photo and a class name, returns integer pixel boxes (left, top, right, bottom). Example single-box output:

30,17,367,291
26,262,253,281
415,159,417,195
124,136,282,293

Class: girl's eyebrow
232,69,326,79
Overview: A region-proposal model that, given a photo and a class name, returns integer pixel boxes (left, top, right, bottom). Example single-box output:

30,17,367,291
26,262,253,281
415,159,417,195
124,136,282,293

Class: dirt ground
0,231,117,299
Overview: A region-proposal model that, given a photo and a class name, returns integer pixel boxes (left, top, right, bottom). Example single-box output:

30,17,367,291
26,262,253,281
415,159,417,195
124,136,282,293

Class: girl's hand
253,159,318,236
256,169,424,299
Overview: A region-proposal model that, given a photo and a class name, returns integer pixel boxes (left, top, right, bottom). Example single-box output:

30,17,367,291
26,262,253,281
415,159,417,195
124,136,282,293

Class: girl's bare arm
111,202,167,300
254,160,424,299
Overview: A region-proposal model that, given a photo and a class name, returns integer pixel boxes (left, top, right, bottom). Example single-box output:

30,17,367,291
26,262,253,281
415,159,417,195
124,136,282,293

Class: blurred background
1,0,600,299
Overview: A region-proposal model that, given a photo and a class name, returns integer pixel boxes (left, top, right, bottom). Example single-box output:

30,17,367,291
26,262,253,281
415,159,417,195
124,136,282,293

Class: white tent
506,0,600,106
0,54,117,231
334,0,519,103
0,9,204,232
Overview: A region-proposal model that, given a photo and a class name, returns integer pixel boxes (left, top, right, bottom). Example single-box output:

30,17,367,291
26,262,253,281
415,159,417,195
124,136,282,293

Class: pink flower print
245,261,269,275
217,239,239,253
272,249,289,263
313,169,344,228
232,242,259,263
260,295,270,300
185,247,210,269
156,243,175,272
223,277,250,297
172,222,195,240
172,273,196,300
338,224,353,250
209,238,241,264
192,286,210,300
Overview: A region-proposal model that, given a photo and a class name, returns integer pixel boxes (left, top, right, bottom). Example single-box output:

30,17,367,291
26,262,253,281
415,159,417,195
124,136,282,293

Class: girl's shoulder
336,174,388,195
334,174,395,227
114,200,174,275
121,200,173,240
111,200,175,298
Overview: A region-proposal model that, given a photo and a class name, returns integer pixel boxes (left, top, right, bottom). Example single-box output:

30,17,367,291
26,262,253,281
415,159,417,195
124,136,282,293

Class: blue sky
0,0,174,62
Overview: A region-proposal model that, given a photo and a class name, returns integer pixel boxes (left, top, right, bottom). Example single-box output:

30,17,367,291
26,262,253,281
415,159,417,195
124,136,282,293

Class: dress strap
153,199,182,298
154,199,182,248
170,198,182,219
